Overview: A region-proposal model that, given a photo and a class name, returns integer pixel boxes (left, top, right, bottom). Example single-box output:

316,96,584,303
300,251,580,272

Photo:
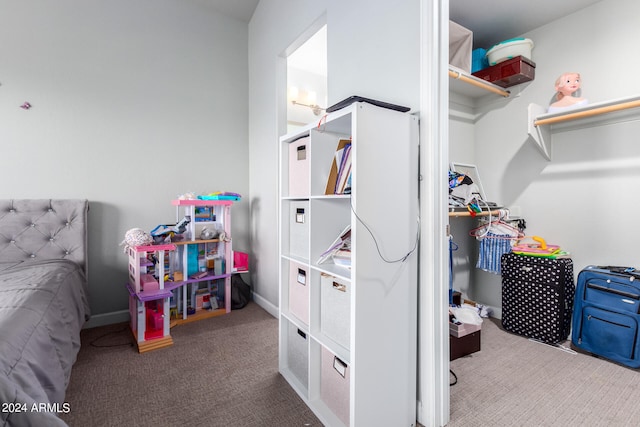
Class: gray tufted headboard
0,199,89,273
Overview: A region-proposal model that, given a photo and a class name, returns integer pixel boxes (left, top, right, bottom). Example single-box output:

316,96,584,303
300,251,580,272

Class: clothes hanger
469,210,524,240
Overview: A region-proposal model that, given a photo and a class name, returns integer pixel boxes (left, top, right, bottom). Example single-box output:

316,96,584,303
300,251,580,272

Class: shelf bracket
527,103,551,160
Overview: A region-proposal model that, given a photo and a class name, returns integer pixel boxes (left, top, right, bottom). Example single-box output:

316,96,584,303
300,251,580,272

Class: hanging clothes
476,231,513,274
449,236,459,304
467,209,526,274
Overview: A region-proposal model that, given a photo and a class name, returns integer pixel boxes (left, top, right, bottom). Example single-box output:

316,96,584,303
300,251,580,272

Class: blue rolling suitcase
572,266,640,368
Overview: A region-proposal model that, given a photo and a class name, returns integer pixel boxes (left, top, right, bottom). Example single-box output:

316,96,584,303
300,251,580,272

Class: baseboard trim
84,309,130,329
487,304,502,320
84,295,280,329
251,293,278,318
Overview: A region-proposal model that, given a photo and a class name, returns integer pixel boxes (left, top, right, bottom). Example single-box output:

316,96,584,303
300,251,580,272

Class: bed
0,199,90,427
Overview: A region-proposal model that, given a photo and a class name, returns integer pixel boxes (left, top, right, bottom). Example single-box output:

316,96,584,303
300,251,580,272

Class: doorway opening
286,25,327,133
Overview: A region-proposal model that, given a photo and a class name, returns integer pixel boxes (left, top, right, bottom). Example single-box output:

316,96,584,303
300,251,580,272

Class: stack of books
324,139,352,195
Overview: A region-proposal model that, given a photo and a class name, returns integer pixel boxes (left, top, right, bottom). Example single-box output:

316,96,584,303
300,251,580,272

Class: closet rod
448,69,510,97
534,99,640,127
448,209,501,218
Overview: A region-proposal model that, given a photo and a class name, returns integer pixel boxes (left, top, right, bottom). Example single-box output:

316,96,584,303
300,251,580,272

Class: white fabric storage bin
449,20,473,72
288,136,310,197
287,322,309,390
289,201,309,259
320,273,351,349
321,346,350,426
288,261,309,324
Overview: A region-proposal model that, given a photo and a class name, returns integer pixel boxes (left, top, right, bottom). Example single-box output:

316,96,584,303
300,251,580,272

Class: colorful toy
511,236,569,258
177,192,198,200
150,215,191,243
120,228,153,253
126,243,176,353
124,197,247,354
548,72,588,113
197,192,242,201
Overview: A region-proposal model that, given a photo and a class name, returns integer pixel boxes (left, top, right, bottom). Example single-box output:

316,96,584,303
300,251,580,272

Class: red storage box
472,55,535,88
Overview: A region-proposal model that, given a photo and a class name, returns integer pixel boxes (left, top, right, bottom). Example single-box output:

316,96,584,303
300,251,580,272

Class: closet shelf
528,94,640,160
449,65,511,99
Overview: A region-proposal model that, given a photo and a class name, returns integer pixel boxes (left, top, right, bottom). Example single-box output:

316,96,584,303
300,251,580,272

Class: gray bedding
0,200,89,426
0,260,89,426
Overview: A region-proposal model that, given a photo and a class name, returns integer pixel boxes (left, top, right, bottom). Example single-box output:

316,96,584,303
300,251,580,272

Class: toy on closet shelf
547,72,588,113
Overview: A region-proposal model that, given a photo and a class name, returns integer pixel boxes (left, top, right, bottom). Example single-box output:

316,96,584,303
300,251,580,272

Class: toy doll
547,72,588,113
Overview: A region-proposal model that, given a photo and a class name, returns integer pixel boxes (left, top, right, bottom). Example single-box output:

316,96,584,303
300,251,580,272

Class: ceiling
190,0,605,63
192,1,604,48
450,0,603,48
192,0,259,23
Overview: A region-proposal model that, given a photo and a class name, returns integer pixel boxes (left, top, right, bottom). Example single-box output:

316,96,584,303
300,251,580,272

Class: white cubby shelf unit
278,101,419,427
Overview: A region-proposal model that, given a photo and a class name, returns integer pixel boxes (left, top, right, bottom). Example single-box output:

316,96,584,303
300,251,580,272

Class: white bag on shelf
449,20,473,73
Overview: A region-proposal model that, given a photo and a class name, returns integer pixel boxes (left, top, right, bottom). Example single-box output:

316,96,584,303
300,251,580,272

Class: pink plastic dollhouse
126,198,249,353
127,243,176,353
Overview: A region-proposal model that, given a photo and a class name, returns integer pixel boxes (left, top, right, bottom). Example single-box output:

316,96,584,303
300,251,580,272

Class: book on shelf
331,248,352,268
335,144,352,194
324,139,353,195
317,225,351,265
343,172,352,194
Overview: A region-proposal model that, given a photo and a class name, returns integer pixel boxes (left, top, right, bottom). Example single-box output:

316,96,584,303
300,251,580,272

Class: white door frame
418,0,450,425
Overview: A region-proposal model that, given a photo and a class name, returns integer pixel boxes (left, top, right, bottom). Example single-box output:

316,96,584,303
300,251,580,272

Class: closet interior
446,0,640,347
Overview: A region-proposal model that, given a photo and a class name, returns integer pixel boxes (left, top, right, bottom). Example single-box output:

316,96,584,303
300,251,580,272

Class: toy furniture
127,243,175,353
169,199,233,323
126,198,247,353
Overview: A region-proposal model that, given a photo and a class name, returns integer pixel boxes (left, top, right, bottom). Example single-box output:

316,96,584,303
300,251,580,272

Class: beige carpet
61,302,322,427
61,302,640,426
449,317,640,426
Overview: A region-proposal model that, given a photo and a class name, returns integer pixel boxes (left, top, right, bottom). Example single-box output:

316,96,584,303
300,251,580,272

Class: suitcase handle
597,266,640,279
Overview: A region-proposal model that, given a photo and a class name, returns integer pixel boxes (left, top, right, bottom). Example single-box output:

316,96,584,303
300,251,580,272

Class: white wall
450,0,640,314
248,0,420,312
0,0,250,324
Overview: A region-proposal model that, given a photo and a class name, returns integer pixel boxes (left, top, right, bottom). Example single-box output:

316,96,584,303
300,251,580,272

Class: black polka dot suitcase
501,253,575,344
